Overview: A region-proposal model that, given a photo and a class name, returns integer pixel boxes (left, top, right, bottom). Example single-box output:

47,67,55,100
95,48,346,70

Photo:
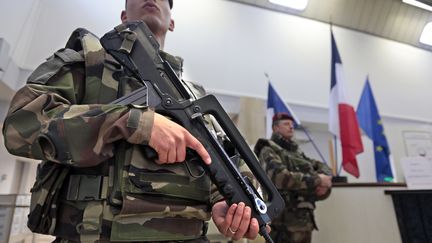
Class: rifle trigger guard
184,160,205,179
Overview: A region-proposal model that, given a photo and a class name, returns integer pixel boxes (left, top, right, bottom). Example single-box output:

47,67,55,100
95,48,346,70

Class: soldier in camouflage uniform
2,0,262,242
254,112,333,243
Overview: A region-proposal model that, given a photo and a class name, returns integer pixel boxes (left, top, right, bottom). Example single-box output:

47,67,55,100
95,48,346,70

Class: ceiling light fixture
402,0,432,12
420,22,432,46
268,0,309,11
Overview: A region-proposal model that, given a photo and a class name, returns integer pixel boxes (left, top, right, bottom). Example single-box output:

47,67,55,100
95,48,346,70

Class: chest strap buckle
67,175,107,201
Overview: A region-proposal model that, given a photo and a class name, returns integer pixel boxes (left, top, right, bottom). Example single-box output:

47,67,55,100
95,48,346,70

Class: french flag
328,30,364,178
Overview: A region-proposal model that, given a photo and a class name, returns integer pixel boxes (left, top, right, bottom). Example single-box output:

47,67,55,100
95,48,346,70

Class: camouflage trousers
270,229,312,243
52,236,209,243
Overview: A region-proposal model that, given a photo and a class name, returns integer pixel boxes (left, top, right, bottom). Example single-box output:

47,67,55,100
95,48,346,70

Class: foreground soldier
2,0,262,242
254,113,332,243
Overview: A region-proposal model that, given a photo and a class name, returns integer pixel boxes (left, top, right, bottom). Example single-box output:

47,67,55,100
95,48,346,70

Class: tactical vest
266,140,318,180
27,28,212,242
257,138,318,231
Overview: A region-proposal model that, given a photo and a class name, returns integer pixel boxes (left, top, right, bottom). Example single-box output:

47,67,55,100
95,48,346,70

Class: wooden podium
385,190,432,243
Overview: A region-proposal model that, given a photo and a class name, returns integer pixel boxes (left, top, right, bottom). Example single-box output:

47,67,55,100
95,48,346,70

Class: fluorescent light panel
420,22,432,46
268,0,309,10
402,0,432,12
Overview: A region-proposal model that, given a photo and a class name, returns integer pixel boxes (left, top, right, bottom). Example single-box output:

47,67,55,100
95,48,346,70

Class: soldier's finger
222,203,238,235
185,133,211,164
233,205,251,240
230,202,245,234
176,141,186,162
245,218,260,240
157,148,168,164
167,145,177,163
266,224,271,233
318,187,329,196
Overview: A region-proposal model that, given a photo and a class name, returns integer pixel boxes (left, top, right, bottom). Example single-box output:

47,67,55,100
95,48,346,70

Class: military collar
159,50,184,75
271,133,298,152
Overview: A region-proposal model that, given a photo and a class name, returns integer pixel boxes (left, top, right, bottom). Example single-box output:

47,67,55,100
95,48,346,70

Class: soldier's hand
149,113,211,164
212,201,265,241
318,174,332,188
316,174,332,196
315,185,329,196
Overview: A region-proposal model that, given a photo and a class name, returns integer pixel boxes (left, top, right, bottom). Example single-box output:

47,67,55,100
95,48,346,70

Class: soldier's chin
142,17,162,32
286,134,294,140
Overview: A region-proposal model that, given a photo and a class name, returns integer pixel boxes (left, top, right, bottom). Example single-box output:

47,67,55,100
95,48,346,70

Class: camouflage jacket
254,133,332,231
2,28,238,242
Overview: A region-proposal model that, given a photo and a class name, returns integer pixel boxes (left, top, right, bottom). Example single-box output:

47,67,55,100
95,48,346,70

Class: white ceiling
228,0,432,52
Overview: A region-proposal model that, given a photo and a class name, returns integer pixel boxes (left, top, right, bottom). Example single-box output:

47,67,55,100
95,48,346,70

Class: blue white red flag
329,30,364,178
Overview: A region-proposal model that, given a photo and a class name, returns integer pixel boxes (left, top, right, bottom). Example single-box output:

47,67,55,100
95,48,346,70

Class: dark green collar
159,50,184,75
271,133,298,152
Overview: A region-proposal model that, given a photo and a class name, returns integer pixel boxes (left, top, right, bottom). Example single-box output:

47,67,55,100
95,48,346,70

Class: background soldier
2,0,262,242
254,112,333,243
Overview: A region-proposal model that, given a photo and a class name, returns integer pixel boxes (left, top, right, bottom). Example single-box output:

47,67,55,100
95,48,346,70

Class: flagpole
334,135,343,175
328,139,337,176
265,72,329,165
299,125,328,164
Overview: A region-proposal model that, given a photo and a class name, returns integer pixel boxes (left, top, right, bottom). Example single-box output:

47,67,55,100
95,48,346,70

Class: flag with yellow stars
356,78,393,182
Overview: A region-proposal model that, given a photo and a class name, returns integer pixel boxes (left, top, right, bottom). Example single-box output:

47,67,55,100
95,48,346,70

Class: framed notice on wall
402,131,432,157
400,156,432,189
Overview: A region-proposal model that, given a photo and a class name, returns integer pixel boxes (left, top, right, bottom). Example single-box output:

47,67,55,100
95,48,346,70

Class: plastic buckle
67,175,102,201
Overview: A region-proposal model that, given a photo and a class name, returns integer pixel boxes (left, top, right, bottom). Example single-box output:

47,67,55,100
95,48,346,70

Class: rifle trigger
184,152,205,179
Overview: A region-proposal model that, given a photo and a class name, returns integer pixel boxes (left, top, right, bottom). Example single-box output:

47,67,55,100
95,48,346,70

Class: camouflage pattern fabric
270,226,312,243
254,133,332,243
3,27,251,242
52,236,210,243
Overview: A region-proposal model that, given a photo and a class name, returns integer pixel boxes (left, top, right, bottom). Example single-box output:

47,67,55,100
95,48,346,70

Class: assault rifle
100,21,284,243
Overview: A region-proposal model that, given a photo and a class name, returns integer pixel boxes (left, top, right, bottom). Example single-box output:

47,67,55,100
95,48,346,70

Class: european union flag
356,78,393,182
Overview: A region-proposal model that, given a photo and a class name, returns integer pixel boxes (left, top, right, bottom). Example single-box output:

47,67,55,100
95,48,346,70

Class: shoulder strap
66,28,119,103
267,140,285,154
66,28,105,74
254,138,284,155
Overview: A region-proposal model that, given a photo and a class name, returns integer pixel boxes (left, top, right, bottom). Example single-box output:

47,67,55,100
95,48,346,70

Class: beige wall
220,186,404,243
208,186,403,243
312,186,402,243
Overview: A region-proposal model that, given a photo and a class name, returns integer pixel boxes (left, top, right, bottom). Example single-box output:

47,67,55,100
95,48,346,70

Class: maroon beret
272,112,294,122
